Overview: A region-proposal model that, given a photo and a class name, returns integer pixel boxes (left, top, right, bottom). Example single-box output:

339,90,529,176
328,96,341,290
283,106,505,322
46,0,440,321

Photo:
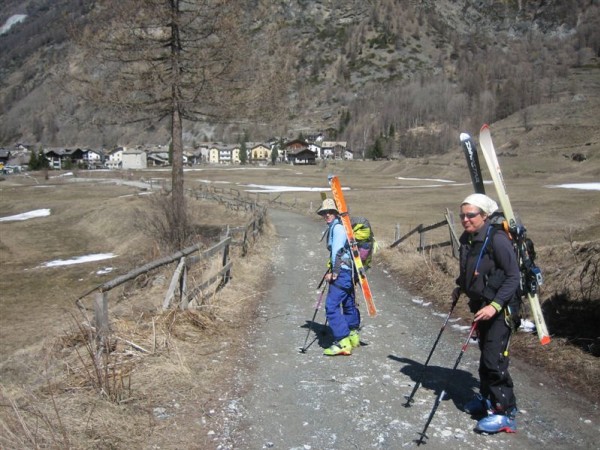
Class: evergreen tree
28,147,39,170
368,137,384,160
28,147,49,170
240,140,247,165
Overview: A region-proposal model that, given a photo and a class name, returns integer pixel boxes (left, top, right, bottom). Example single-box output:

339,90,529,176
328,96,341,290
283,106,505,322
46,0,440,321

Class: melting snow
0,14,27,35
39,253,117,268
546,183,600,191
241,184,333,193
0,209,51,222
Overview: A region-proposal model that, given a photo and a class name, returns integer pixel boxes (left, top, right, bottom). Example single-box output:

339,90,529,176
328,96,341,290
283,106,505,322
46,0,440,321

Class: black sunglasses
459,212,481,220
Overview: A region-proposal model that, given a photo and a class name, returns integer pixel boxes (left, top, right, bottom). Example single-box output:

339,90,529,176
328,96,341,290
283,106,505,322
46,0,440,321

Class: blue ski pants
325,269,360,341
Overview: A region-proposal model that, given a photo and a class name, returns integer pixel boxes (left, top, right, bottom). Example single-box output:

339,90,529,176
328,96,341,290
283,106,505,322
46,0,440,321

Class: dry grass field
0,67,598,448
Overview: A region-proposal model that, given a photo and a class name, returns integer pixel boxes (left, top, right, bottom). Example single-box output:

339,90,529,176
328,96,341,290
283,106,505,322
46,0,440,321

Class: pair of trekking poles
404,293,479,446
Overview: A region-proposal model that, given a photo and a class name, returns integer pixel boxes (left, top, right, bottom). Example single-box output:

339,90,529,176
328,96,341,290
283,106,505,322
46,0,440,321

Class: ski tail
460,132,486,194
328,175,377,317
478,125,551,346
528,293,551,345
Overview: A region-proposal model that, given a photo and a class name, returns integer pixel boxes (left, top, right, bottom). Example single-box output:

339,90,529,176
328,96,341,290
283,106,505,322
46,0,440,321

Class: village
0,134,354,173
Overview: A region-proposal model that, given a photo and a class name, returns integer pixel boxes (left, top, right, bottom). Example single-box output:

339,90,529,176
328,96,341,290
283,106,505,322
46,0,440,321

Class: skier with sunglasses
453,193,521,434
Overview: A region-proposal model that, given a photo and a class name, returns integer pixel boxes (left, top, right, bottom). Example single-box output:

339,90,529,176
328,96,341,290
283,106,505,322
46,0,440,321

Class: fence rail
390,209,460,258
76,191,267,341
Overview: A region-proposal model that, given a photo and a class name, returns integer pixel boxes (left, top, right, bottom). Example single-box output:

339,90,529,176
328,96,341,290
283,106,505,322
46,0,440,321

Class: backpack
325,216,378,272
480,211,543,323
350,216,377,269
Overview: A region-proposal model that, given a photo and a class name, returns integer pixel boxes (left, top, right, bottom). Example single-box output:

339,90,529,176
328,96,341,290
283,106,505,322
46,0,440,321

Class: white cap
461,193,498,215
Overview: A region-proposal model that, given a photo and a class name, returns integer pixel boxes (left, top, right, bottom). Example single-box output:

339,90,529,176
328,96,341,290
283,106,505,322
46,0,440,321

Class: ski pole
404,293,460,407
299,279,328,354
416,321,478,446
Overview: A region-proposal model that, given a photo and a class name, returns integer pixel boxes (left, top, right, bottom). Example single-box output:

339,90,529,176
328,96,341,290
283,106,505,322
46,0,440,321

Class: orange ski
328,175,377,317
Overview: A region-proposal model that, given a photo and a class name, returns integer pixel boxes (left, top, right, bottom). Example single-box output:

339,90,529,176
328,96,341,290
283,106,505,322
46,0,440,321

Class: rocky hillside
0,0,598,150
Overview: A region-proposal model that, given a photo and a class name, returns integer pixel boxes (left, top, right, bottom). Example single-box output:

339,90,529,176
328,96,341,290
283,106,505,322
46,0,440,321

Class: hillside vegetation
0,0,598,155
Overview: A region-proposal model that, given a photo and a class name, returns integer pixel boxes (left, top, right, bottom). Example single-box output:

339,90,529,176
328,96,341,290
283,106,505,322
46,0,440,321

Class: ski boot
323,337,352,356
348,329,360,348
476,407,518,434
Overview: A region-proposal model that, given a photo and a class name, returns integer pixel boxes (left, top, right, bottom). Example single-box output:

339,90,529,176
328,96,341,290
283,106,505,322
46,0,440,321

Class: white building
122,147,147,169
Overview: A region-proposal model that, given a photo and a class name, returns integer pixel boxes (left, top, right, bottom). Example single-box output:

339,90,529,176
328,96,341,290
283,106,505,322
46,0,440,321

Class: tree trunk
172,106,185,228
170,1,186,247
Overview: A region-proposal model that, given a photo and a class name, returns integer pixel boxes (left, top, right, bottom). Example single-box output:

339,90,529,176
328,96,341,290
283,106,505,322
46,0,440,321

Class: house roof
288,148,315,157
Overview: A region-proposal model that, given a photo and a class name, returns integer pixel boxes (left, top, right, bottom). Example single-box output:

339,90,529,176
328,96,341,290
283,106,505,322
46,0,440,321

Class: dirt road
213,209,598,449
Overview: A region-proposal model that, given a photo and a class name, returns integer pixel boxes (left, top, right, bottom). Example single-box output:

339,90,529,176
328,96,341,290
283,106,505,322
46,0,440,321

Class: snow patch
546,182,600,191
0,14,27,35
396,176,455,183
0,209,51,222
241,184,334,193
451,324,472,332
39,253,117,268
519,318,536,333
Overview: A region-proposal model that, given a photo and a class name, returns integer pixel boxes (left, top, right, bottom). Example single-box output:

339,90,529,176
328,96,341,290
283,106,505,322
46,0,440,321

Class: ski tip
459,132,471,142
540,336,551,346
480,123,490,132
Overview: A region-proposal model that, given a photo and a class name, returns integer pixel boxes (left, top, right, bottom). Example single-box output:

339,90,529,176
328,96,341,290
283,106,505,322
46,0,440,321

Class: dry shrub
56,317,134,405
539,240,600,358
0,218,276,450
135,192,196,252
0,386,71,450
379,245,457,299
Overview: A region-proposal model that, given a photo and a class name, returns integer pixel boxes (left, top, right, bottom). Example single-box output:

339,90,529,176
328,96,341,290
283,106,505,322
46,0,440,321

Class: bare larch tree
71,0,280,248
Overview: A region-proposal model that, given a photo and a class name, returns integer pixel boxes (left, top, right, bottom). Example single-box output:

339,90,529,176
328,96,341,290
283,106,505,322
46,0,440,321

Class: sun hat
461,193,498,215
316,198,339,215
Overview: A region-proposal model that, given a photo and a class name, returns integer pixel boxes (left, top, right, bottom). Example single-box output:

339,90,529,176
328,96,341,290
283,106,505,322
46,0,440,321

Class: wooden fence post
163,257,186,310
94,291,109,339
222,234,231,284
179,264,188,310
445,208,461,259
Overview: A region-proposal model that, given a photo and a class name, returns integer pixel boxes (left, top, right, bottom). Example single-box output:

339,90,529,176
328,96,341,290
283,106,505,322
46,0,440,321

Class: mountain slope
0,0,598,149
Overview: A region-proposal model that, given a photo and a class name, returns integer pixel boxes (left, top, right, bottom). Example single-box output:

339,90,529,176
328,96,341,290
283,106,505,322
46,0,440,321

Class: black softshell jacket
457,222,521,311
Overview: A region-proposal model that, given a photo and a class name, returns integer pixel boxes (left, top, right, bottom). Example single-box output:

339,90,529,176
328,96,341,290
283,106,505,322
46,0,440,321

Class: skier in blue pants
317,198,361,356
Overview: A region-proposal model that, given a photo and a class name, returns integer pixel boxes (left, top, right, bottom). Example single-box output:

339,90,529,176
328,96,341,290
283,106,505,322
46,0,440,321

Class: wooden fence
194,184,298,211
76,195,267,340
390,208,461,258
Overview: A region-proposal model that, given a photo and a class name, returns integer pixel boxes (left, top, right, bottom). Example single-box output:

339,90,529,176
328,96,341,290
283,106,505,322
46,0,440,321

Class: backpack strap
473,224,496,277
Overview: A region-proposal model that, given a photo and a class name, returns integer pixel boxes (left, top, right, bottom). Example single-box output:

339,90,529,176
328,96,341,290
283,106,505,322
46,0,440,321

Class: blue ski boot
476,407,517,434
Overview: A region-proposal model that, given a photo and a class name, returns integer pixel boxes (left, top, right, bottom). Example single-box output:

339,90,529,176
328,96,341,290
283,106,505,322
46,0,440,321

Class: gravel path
215,209,598,450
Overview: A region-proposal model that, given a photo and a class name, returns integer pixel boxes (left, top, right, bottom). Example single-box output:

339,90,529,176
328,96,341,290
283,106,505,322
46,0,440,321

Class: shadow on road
299,320,331,352
388,355,479,409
